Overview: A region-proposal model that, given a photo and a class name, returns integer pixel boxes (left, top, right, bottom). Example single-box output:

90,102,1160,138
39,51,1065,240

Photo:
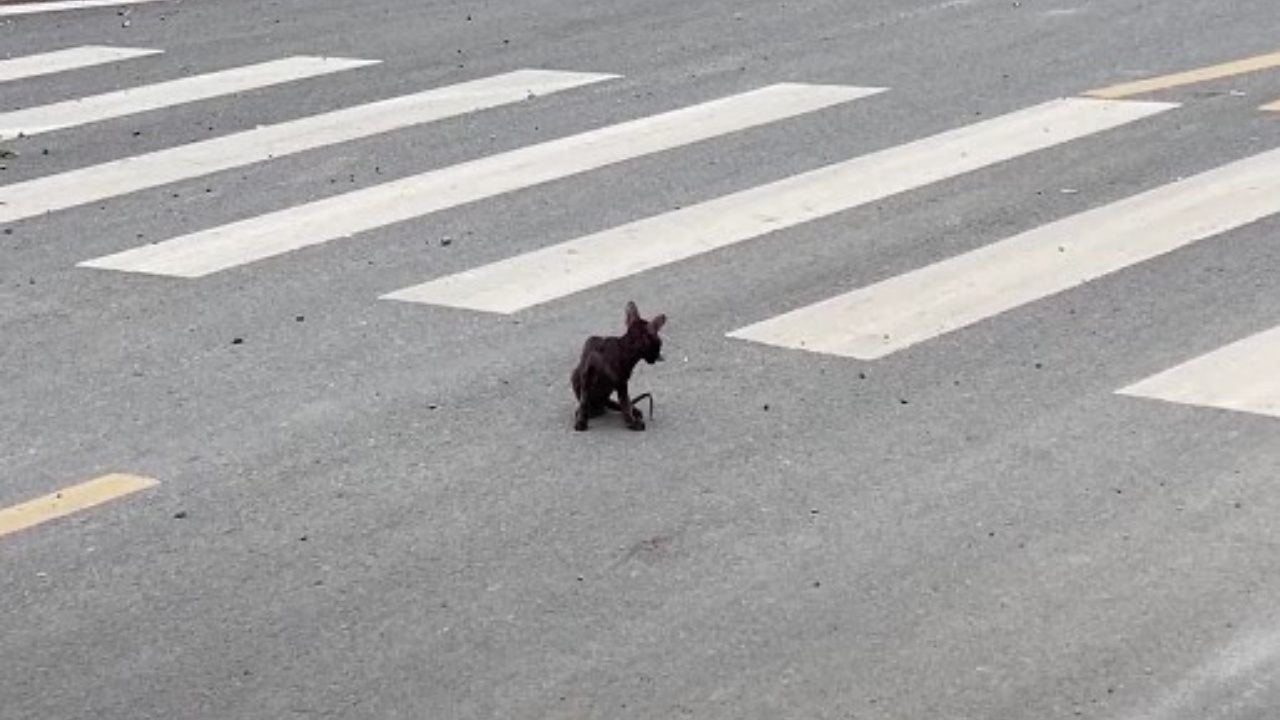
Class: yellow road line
1085,49,1280,99
0,473,158,538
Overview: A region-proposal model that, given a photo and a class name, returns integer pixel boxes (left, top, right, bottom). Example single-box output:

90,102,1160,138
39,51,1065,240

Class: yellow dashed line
1086,49,1280,99
0,473,158,538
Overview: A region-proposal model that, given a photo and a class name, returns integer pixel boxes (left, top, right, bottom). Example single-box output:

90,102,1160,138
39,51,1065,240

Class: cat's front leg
573,387,591,431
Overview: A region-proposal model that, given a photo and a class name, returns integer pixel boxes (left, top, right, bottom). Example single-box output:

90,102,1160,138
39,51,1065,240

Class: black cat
571,301,667,432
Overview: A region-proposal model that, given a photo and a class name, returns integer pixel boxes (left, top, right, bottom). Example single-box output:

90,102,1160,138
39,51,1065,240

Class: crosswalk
383,97,1174,313
1117,324,1280,419
6,43,1280,421
78,82,880,277
0,0,167,17
0,46,162,83
0,55,380,141
0,68,617,224
727,145,1280,360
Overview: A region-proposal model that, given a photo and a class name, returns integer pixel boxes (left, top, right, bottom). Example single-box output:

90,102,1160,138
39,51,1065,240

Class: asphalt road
4,1,1280,718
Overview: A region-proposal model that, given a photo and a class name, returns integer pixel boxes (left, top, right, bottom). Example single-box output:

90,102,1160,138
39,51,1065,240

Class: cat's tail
607,394,654,418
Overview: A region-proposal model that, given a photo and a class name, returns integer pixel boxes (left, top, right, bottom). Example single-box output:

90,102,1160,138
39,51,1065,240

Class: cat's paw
573,417,588,431
627,418,646,431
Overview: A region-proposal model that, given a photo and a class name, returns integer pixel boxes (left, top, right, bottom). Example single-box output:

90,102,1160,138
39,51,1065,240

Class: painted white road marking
0,0,171,17
78,83,885,278
727,143,1280,360
1117,323,1280,419
382,97,1174,314
1109,626,1280,720
0,55,379,140
0,46,160,83
0,69,617,224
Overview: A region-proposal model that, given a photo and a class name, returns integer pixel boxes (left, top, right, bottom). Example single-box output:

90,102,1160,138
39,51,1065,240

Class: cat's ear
649,313,666,335
625,300,640,327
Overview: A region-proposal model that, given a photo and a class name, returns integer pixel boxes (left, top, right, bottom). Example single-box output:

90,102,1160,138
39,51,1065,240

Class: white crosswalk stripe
0,0,170,17
0,55,378,140
77,82,883,278
1118,324,1280,419
381,97,1174,314
0,46,161,83
0,69,616,224
726,144,1280,360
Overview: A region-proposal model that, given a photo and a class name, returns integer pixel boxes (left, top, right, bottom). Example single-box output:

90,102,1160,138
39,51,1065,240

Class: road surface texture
4,0,1280,718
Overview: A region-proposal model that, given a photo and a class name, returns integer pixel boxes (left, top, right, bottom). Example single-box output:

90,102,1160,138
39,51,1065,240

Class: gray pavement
4,0,1280,718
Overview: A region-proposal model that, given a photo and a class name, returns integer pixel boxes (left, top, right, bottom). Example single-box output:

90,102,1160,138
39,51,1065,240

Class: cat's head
624,300,666,365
